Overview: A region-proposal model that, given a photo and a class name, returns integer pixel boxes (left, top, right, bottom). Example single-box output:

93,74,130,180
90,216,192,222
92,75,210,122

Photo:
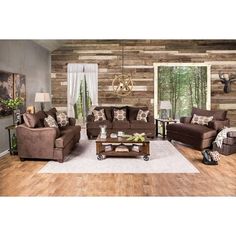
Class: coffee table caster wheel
143,155,149,161
97,155,103,160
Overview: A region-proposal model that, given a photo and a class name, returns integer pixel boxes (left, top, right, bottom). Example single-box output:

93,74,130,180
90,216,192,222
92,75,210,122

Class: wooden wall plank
51,40,236,125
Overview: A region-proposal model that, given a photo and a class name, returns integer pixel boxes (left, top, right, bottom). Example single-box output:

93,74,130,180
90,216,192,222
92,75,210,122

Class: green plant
126,133,146,142
75,76,92,122
0,97,23,110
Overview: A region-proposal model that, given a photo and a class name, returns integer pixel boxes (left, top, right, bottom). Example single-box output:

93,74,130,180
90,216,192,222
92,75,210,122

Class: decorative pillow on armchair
56,112,69,127
113,108,127,121
191,114,213,126
23,113,39,128
92,109,106,122
44,115,59,128
136,109,149,122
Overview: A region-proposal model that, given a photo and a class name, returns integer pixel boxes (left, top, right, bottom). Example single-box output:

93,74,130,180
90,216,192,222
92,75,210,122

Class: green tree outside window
74,76,92,123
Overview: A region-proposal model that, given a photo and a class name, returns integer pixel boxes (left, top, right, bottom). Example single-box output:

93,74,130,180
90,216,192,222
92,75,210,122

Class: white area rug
39,140,199,174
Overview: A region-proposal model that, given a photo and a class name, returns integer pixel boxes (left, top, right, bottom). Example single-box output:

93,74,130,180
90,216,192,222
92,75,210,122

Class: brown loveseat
16,108,81,163
166,107,230,150
86,106,156,139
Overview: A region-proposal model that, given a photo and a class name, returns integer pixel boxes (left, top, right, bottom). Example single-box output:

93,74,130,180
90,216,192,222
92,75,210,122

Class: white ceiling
34,40,66,52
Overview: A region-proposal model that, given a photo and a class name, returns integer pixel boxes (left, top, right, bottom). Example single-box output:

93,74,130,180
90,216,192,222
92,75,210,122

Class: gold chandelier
112,43,133,97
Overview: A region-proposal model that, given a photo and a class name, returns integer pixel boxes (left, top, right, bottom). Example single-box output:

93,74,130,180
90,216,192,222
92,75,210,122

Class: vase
99,125,107,139
13,109,21,126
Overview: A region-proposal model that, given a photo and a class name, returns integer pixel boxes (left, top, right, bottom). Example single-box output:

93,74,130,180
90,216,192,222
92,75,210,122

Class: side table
5,125,18,155
156,119,178,139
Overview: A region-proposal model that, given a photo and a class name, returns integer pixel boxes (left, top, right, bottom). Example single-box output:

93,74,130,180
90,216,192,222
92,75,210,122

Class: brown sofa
213,131,236,155
86,106,156,139
167,107,230,150
16,108,81,163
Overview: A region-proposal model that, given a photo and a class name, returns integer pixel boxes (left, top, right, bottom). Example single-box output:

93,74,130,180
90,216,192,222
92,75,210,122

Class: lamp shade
160,101,172,109
35,92,51,102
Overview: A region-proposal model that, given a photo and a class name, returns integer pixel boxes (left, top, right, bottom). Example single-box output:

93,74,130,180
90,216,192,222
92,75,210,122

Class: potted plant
0,97,23,125
126,133,146,142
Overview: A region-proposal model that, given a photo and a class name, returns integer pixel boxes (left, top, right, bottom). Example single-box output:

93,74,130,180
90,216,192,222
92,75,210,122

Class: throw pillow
23,113,39,128
45,107,57,120
136,109,149,122
191,114,213,126
35,110,47,127
113,108,127,121
92,109,106,122
56,112,69,127
44,115,58,128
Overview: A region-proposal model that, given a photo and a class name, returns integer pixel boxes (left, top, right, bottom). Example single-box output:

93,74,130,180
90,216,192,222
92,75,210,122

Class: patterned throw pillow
113,109,126,121
44,115,58,128
191,114,213,126
56,112,69,127
136,109,149,122
92,109,106,122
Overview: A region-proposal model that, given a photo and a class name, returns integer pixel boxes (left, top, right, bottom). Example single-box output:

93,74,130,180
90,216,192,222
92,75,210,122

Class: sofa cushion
130,120,156,129
92,109,106,122
112,120,130,129
113,108,127,121
129,106,148,121
55,128,74,148
87,120,112,129
56,112,69,127
136,109,149,122
23,113,39,128
60,125,81,137
191,107,227,121
191,114,213,126
167,123,217,139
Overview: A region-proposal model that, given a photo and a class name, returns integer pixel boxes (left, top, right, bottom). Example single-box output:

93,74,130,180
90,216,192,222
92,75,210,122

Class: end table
5,125,18,155
156,118,178,139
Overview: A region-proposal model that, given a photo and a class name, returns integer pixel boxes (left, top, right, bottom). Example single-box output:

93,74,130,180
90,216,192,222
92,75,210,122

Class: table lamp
159,101,172,119
35,92,51,111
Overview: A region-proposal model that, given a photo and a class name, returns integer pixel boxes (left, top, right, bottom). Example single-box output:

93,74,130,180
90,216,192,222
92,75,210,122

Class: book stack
104,145,113,152
131,144,140,153
115,145,129,152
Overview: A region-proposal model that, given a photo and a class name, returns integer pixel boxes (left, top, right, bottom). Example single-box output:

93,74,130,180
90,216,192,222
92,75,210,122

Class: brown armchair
167,107,230,150
16,108,81,162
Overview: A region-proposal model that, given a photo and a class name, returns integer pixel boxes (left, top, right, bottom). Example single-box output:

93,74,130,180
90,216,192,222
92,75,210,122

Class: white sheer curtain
84,64,98,106
67,64,84,117
67,63,98,118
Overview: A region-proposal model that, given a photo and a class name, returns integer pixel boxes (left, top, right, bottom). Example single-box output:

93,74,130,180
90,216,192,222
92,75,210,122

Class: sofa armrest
180,116,192,123
16,124,57,158
208,119,230,132
68,117,76,126
87,114,94,122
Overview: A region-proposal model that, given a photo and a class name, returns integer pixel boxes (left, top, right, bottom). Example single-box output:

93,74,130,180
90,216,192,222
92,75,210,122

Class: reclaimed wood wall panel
51,40,236,126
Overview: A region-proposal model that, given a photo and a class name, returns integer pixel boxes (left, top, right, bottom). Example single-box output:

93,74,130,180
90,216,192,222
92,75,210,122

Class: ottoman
213,131,236,155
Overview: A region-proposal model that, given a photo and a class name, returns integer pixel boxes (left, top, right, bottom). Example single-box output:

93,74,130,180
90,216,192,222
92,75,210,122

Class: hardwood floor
0,142,236,196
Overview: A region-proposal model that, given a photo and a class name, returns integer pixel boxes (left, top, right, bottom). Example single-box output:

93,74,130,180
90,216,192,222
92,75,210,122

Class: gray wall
0,40,51,154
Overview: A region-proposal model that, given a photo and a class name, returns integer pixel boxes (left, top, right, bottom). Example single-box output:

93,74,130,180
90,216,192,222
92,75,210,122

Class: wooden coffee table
96,135,150,161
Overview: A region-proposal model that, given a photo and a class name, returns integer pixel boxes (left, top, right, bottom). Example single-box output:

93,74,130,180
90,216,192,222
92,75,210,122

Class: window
154,63,211,119
67,64,98,123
